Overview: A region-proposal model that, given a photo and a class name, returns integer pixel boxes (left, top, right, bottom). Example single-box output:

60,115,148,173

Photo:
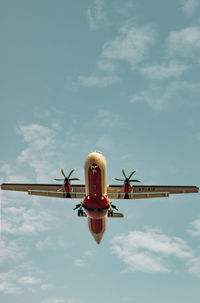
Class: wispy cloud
0,237,26,265
102,23,156,68
130,81,200,110
78,74,120,87
187,257,200,277
139,61,190,80
188,218,200,236
16,122,61,182
0,263,47,295
2,204,55,236
74,259,86,267
97,60,117,72
87,0,107,30
181,0,199,15
167,26,200,61
111,229,192,273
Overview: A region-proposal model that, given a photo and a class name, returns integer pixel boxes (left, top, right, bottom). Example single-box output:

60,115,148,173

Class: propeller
114,168,142,184
53,168,80,183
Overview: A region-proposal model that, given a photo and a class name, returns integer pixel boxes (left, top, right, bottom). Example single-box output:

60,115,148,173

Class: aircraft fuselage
83,152,109,244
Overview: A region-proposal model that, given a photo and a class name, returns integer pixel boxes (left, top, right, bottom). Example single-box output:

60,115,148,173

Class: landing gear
78,209,84,216
108,209,114,217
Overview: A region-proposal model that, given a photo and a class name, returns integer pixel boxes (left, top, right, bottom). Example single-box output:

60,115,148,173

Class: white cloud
87,0,107,30
18,276,41,285
188,218,200,236
111,229,192,273
0,263,46,295
139,61,190,80
102,24,156,68
97,60,117,72
16,122,61,182
0,238,25,265
181,0,199,15
130,81,200,110
187,257,200,277
2,205,55,236
74,259,86,267
78,74,120,87
36,237,53,250
167,26,200,61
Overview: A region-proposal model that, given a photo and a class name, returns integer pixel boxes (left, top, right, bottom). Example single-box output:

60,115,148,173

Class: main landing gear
74,202,85,216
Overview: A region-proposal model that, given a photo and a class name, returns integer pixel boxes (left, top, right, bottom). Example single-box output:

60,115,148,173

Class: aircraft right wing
107,185,199,199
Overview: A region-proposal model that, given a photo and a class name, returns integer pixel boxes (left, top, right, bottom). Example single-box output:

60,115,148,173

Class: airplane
1,151,199,244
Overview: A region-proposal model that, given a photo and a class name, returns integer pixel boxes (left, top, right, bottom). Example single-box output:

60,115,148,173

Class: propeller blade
60,168,67,178
122,168,127,179
53,178,64,181
113,178,125,181
128,170,136,180
69,178,81,181
67,168,75,179
73,203,81,210
111,204,118,211
129,179,142,183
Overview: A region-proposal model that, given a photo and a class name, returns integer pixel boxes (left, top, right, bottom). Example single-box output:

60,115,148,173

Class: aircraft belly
88,217,107,244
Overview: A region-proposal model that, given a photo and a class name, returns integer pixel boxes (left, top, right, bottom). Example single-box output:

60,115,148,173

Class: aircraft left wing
1,183,86,198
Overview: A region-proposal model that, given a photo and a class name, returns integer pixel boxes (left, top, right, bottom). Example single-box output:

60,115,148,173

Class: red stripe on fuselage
88,165,102,197
83,164,108,219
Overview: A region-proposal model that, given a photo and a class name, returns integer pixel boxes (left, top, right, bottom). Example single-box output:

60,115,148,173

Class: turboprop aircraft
1,151,199,244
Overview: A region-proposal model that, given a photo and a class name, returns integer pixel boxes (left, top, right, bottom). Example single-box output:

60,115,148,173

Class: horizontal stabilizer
108,212,124,218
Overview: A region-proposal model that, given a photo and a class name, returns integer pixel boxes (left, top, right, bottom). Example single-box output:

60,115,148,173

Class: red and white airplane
1,151,199,244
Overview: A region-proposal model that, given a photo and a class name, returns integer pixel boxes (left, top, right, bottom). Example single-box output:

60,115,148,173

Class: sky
0,0,200,302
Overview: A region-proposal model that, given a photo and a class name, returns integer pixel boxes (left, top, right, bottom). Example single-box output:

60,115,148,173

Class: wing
1,183,86,199
107,185,199,199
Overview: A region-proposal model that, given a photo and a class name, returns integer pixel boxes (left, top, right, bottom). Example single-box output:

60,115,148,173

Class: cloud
0,237,26,265
187,257,200,277
2,206,54,236
74,259,86,268
87,0,107,30
167,26,200,61
130,81,200,110
0,263,47,295
139,61,190,80
102,23,156,68
16,122,61,182
111,229,192,273
181,0,199,15
188,218,200,236
97,60,117,72
78,74,120,87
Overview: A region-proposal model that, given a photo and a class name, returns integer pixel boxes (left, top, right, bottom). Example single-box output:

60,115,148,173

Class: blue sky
0,0,200,302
